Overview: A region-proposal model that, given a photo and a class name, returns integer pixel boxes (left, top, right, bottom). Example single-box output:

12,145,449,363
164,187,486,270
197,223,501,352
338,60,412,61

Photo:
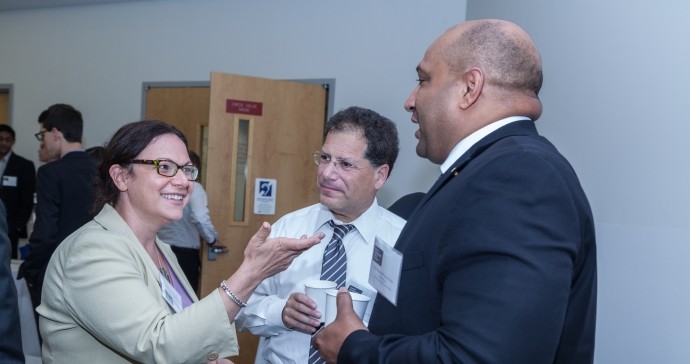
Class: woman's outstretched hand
244,222,324,280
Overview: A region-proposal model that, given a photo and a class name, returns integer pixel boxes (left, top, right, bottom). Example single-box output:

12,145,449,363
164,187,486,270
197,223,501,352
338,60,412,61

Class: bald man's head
440,19,543,96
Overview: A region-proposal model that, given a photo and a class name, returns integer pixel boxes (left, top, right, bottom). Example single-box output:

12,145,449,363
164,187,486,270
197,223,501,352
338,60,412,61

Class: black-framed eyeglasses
312,151,368,172
130,159,199,181
34,130,48,141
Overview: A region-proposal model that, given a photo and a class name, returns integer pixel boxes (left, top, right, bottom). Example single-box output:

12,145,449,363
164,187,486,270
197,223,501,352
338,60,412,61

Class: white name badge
160,273,183,313
2,176,17,187
368,237,403,306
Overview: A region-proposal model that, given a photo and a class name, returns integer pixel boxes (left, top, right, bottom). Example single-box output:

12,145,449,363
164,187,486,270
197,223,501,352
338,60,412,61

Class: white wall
467,2,690,363
0,0,465,206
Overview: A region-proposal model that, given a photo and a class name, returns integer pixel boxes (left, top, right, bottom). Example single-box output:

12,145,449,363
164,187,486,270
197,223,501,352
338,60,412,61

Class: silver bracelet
220,280,247,308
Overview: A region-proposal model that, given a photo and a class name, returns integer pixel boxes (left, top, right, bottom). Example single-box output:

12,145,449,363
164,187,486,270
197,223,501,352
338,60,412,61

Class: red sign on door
226,99,263,116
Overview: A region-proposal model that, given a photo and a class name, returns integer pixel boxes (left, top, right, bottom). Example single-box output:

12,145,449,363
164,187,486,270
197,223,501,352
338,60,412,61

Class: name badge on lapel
160,272,183,313
2,176,17,187
368,237,403,306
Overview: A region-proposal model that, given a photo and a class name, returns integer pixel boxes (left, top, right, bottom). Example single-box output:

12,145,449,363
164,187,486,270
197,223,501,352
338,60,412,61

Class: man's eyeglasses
312,151,368,172
34,130,48,141
130,159,199,181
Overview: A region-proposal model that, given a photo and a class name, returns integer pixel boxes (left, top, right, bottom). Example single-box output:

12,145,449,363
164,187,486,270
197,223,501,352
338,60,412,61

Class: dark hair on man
325,106,399,176
444,20,543,95
38,109,48,123
0,124,16,139
39,104,84,143
93,120,187,213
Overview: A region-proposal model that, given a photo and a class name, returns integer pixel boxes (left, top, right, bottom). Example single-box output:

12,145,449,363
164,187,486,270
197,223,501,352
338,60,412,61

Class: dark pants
170,246,201,294
19,246,52,346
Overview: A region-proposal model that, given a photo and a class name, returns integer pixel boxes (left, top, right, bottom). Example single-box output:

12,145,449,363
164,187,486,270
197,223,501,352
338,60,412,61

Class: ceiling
0,0,144,11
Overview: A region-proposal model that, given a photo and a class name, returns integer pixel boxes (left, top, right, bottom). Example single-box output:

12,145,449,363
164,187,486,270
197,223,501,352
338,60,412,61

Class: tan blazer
38,204,239,363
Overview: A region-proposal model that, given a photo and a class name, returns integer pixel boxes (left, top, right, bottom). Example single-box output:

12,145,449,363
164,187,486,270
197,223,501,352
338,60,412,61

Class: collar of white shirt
440,116,531,174
1,150,12,163
314,197,385,247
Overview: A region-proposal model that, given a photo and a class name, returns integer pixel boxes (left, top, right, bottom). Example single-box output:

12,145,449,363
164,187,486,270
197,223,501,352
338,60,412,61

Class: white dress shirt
235,199,405,364
0,150,10,177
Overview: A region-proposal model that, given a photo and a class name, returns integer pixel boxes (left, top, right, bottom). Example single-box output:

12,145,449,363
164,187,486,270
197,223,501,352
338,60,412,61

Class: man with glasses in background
18,104,98,337
235,106,405,364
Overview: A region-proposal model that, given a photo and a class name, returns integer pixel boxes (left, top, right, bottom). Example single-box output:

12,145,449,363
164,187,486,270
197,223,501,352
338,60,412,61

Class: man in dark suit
0,124,36,260
0,201,24,363
314,19,597,363
17,104,98,333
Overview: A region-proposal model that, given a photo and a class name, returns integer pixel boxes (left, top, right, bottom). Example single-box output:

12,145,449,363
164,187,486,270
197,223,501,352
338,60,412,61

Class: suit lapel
413,120,539,213
4,154,15,174
95,206,200,305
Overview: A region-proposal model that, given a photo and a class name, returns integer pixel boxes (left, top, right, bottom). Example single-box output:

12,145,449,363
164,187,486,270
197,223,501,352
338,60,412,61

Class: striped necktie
308,220,355,364
319,221,355,288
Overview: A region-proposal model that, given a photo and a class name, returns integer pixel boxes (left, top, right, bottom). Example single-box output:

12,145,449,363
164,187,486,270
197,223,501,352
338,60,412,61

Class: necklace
155,246,172,284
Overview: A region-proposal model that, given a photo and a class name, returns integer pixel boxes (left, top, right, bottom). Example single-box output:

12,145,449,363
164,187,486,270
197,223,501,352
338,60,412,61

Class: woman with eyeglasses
37,120,324,364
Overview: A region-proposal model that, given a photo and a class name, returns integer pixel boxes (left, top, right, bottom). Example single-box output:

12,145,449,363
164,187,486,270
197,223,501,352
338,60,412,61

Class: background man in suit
17,104,98,335
0,201,24,363
314,19,597,363
0,124,36,259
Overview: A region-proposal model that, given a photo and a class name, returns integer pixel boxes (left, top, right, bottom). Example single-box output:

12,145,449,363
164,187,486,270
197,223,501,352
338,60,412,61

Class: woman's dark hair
92,120,187,213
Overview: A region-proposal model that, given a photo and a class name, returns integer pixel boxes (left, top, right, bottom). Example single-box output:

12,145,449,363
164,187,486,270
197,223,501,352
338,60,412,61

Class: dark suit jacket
0,201,24,363
340,120,597,363
388,192,425,220
1,152,36,241
17,151,97,288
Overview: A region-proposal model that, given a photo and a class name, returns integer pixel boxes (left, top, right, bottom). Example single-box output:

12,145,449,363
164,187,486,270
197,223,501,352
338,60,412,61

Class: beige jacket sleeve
39,205,239,363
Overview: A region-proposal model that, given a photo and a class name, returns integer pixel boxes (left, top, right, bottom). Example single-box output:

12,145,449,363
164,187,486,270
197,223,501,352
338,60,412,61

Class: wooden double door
144,72,329,363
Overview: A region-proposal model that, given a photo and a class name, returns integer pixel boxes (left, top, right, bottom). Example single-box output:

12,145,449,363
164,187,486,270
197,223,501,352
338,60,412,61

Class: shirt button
207,352,219,361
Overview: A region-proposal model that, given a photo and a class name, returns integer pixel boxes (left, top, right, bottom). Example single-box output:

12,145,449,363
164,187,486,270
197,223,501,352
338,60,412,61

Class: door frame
0,84,14,124
141,78,336,121
140,77,336,194
140,77,334,364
